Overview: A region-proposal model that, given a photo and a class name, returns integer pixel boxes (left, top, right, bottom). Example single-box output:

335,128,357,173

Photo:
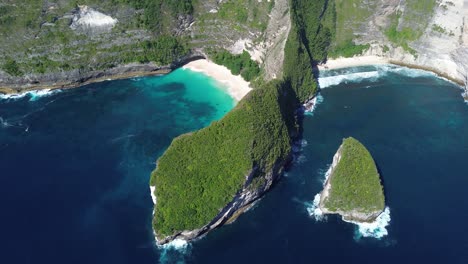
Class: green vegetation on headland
210,50,261,82
284,0,335,100
328,40,370,58
323,137,385,213
151,80,298,237
151,0,337,241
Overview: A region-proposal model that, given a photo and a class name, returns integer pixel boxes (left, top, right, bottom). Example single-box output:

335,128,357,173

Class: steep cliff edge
319,138,385,223
331,0,468,85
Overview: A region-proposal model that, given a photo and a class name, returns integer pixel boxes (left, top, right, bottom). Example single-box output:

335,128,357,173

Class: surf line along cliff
318,137,385,223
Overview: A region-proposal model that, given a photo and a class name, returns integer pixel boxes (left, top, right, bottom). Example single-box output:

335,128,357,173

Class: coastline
1,55,465,97
182,59,252,102
0,67,171,95
319,56,465,87
0,58,253,103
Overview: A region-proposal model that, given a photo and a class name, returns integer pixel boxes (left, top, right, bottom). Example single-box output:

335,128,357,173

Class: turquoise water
1,65,468,263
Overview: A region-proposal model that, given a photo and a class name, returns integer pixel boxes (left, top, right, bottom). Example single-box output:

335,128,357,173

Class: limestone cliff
333,0,468,84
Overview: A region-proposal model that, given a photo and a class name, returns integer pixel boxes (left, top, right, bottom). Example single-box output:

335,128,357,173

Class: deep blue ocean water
1,65,468,263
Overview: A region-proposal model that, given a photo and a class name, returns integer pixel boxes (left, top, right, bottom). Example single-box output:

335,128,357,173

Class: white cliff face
402,0,468,81
70,5,117,31
343,0,468,83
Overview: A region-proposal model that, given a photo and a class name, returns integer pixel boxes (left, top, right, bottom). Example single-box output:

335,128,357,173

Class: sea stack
319,137,385,222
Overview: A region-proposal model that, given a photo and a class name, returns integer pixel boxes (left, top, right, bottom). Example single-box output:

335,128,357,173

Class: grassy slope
324,137,385,213
151,80,295,238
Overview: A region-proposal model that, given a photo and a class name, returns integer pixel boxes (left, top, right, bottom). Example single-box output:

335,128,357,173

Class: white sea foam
344,207,391,240
378,65,436,78
158,239,190,264
150,186,156,205
306,164,332,221
158,239,189,250
306,193,325,221
318,64,445,89
29,89,61,101
0,92,29,100
0,89,61,101
318,71,381,88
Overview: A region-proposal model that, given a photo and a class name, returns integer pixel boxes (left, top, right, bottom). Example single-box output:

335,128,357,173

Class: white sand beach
318,56,389,70
183,59,252,101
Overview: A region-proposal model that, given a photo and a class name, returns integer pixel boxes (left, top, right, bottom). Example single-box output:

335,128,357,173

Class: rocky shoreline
0,53,205,95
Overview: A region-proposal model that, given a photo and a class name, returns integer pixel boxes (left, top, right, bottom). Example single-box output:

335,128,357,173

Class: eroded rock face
343,0,468,83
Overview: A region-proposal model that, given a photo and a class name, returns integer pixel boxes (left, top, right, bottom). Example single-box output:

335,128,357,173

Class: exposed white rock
70,5,117,31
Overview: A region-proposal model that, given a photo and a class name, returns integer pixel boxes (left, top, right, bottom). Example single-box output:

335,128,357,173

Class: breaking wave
319,71,381,88
318,64,444,89
0,89,61,101
306,193,326,221
345,207,391,240
306,164,332,221
158,239,191,264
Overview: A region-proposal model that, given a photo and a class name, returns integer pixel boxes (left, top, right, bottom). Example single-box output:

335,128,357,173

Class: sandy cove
182,59,252,102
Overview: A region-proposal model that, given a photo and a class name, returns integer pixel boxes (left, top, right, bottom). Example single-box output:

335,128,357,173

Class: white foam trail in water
318,71,380,88
345,207,391,240
150,186,156,205
0,89,61,101
158,239,190,264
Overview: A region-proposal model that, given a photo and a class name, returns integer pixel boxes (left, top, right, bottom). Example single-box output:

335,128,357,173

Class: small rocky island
319,137,385,222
